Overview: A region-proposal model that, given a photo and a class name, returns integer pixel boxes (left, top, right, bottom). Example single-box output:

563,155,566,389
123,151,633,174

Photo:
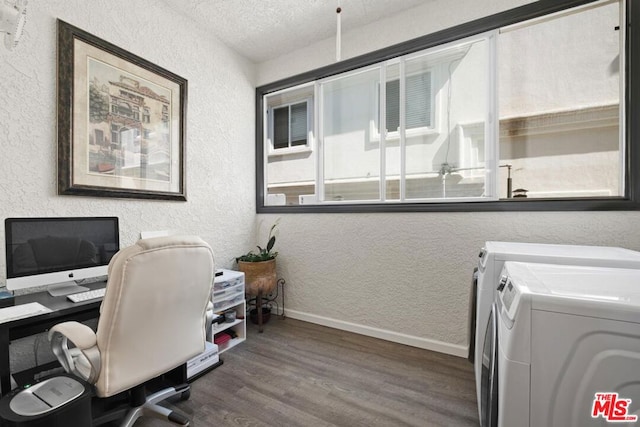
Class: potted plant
236,222,279,330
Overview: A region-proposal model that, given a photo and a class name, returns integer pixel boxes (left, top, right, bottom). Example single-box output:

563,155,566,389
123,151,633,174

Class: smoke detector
0,0,27,50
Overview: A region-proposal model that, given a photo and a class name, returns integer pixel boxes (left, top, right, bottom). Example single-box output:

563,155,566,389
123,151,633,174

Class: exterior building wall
266,1,621,203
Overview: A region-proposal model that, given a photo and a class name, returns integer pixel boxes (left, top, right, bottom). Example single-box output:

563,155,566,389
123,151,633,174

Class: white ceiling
161,0,428,63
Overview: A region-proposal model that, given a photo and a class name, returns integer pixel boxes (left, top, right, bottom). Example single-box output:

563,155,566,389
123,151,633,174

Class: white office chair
48,235,215,426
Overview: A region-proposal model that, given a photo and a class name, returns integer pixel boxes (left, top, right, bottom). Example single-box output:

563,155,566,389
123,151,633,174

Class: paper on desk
0,302,52,324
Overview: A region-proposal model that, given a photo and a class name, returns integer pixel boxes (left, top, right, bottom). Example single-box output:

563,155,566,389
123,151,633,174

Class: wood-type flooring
133,317,479,427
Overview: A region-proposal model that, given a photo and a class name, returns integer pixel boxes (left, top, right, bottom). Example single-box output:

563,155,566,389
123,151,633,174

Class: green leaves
236,221,279,262
236,251,275,262
266,235,276,253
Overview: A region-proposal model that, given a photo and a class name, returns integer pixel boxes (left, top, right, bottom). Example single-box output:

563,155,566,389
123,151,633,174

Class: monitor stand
47,282,89,297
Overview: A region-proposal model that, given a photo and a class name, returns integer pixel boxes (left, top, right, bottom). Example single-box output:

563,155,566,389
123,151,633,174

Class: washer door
468,267,478,363
480,303,499,427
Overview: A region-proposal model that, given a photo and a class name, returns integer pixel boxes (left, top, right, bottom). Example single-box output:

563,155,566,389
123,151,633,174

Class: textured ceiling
161,0,428,63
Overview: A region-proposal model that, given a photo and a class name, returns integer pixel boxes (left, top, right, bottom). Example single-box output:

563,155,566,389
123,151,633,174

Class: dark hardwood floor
136,318,479,427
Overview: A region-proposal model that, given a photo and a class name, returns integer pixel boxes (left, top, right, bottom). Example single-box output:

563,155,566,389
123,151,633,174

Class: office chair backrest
95,235,214,397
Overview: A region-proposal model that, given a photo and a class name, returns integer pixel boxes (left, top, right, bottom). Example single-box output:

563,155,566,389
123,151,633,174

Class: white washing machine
483,261,640,427
470,241,640,424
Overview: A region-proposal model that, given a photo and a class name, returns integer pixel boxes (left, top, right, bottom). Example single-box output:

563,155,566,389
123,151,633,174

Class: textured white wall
0,0,257,284
258,0,535,86
265,211,640,351
256,0,640,356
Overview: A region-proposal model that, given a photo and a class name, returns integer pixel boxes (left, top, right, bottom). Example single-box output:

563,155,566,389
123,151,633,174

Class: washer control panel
497,264,526,327
477,247,488,271
500,275,517,313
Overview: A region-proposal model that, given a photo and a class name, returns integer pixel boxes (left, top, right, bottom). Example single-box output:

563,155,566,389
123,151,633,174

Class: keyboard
67,287,106,303
0,302,52,324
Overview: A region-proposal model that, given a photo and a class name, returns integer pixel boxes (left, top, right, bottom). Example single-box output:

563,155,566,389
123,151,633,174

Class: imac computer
4,217,120,296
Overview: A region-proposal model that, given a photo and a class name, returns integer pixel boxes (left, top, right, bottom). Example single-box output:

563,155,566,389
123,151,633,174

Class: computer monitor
5,217,120,296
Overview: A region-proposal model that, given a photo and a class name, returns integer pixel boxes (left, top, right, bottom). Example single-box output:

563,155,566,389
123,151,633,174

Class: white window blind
290,102,308,146
406,72,432,129
386,71,432,132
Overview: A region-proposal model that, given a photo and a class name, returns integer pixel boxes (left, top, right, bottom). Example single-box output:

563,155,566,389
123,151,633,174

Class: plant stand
246,278,286,333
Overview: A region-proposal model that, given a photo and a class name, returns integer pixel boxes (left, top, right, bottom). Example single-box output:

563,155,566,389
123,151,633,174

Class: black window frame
256,0,640,213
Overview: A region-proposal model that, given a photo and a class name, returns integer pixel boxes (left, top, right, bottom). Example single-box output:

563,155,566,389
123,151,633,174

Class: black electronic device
0,374,92,427
5,217,120,296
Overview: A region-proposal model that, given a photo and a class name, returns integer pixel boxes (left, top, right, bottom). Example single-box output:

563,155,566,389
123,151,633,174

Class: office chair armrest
49,321,96,348
48,321,101,384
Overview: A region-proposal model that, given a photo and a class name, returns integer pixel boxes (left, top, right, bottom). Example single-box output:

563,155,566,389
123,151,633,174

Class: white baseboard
283,309,468,358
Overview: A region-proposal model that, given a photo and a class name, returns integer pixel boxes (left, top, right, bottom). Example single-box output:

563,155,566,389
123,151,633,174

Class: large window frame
256,0,640,213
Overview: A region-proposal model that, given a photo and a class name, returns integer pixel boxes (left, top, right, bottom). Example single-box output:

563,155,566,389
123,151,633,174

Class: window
386,71,433,133
264,35,493,205
264,84,315,204
257,0,639,212
161,105,169,123
321,67,384,202
111,124,119,144
318,36,492,203
497,0,622,199
271,101,309,150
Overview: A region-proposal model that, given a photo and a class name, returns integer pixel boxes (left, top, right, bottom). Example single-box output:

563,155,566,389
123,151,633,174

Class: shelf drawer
212,290,244,311
212,281,244,299
213,269,244,291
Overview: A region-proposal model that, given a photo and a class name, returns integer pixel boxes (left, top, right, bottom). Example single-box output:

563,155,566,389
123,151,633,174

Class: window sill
369,126,439,143
258,197,639,213
268,146,313,157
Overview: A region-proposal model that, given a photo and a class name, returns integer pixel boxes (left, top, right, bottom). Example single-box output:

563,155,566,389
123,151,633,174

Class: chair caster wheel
180,389,191,401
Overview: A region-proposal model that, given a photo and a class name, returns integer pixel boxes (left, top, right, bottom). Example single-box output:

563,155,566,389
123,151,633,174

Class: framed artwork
57,20,187,201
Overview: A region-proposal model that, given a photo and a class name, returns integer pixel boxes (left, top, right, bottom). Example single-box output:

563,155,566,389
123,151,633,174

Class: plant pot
249,307,271,325
238,259,277,296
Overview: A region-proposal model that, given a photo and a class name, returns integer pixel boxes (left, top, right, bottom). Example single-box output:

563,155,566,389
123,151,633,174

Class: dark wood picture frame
57,20,187,201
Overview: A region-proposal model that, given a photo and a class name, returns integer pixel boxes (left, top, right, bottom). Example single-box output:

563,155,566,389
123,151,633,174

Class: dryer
470,242,640,423
485,261,640,427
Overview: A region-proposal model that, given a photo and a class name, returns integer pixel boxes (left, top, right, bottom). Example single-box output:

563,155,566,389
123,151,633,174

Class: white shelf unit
212,269,246,354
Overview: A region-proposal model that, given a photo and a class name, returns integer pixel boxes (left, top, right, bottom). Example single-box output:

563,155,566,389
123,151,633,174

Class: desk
0,281,106,396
